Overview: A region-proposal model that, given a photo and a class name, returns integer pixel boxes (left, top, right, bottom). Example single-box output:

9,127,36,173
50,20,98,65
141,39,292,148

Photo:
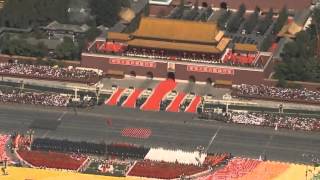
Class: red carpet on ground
141,80,177,111
122,89,143,108
106,88,124,106
185,96,201,113
166,93,186,112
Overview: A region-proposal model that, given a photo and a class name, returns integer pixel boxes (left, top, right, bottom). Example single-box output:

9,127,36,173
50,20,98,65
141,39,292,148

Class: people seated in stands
0,62,101,83
234,84,320,103
199,110,320,131
0,89,70,107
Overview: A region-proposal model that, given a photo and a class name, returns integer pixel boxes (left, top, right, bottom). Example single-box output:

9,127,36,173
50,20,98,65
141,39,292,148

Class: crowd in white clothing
229,112,320,131
0,89,70,107
234,84,320,103
0,63,100,83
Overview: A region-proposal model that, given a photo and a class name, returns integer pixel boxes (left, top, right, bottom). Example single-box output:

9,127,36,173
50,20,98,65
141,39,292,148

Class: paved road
0,104,319,164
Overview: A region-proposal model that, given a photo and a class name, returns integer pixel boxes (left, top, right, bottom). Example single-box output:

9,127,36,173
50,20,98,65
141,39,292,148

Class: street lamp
26,129,35,149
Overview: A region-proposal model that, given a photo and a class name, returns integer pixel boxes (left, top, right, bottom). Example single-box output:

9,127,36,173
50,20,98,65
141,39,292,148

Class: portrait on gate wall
167,62,175,72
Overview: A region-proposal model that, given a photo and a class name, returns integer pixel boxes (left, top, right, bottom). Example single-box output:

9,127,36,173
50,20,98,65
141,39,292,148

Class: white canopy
144,148,207,165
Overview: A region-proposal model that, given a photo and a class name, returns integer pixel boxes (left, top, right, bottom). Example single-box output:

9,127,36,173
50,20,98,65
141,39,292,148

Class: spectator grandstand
200,158,261,180
0,62,101,83
234,84,320,104
128,160,208,179
0,134,10,162
199,110,320,131
0,89,70,107
17,150,88,171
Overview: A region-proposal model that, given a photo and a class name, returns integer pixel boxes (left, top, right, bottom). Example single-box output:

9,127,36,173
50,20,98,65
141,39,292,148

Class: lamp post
223,93,232,114
26,129,34,149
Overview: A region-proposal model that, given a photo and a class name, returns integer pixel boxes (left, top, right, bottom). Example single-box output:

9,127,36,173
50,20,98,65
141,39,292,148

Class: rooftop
133,17,222,44
43,21,89,33
149,0,173,5
171,0,312,11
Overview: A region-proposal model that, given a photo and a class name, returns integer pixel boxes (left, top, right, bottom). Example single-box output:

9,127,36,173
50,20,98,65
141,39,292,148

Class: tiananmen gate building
81,17,274,85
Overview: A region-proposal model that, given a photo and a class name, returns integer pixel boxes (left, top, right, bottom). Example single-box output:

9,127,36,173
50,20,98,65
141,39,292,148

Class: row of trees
256,8,273,35
0,0,130,28
221,4,288,36
243,7,260,34
226,4,246,32
275,8,320,83
273,7,289,34
0,0,70,28
1,36,80,60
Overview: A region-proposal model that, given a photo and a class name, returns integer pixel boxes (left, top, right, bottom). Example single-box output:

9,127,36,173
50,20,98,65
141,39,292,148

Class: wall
81,53,268,85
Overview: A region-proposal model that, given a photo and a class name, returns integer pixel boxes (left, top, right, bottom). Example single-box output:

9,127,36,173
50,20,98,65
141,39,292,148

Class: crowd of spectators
203,153,232,167
0,134,10,162
180,98,193,112
200,110,320,131
160,99,172,111
31,138,106,155
107,144,150,159
17,149,88,170
128,160,207,179
234,84,320,104
0,89,70,107
123,47,222,65
0,62,101,83
135,96,148,108
229,112,320,131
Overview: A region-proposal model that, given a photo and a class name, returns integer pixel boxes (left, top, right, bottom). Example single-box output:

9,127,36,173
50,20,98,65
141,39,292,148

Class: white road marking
41,131,50,138
205,126,221,152
57,111,67,121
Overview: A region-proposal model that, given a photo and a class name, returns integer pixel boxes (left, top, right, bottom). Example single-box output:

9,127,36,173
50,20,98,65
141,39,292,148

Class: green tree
89,0,121,27
217,10,231,29
273,7,288,34
275,30,320,83
226,4,246,32
0,0,70,28
260,34,273,51
1,38,48,57
121,0,131,8
243,6,260,34
54,37,79,60
85,26,102,41
257,8,273,35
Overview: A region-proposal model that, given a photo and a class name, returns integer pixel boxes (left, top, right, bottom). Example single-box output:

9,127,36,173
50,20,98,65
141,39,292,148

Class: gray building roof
43,21,89,33
131,0,148,14
108,22,127,33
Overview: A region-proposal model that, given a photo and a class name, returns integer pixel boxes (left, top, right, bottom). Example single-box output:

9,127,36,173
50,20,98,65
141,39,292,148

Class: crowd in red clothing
203,153,231,167
17,150,88,170
200,158,261,180
128,160,207,179
223,51,257,65
0,134,10,162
